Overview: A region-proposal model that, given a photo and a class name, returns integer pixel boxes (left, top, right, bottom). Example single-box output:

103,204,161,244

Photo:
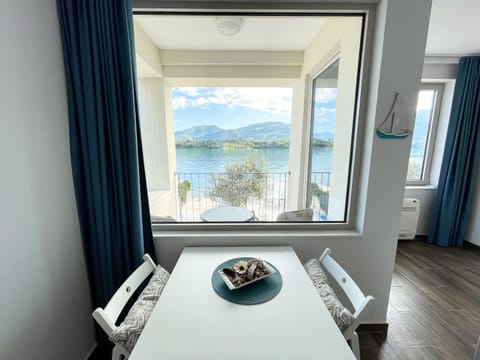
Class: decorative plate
218,258,277,290
211,257,283,305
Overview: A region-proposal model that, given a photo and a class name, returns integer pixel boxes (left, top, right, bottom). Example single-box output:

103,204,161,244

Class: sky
171,86,432,134
172,86,338,134
172,87,293,131
417,89,435,111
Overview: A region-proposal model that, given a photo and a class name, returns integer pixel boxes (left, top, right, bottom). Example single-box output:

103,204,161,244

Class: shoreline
175,139,333,149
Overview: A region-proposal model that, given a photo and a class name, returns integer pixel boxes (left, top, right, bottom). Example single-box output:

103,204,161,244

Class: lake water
175,147,333,174
176,145,424,176
175,147,332,219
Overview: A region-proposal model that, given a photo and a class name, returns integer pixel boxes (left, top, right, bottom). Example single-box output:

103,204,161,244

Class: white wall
403,186,435,235
138,78,173,192
138,78,178,217
154,0,432,324
0,0,95,359
134,21,163,76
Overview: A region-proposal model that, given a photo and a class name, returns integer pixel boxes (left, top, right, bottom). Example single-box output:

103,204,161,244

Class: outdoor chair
276,208,313,221
92,254,170,360
304,248,374,359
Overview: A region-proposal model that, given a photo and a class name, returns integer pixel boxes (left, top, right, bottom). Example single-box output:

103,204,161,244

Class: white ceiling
425,0,480,55
136,0,480,56
135,15,327,51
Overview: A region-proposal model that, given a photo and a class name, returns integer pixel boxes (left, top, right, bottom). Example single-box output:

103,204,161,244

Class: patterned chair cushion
141,265,170,302
109,299,155,353
110,265,170,352
304,258,354,331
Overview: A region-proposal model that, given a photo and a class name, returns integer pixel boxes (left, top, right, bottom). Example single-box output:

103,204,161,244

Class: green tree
178,180,191,218
209,152,267,207
311,182,329,214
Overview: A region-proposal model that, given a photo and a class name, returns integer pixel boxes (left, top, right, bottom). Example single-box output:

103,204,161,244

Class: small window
406,84,443,185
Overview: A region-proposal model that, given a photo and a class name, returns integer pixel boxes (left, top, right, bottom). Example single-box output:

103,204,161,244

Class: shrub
209,153,267,207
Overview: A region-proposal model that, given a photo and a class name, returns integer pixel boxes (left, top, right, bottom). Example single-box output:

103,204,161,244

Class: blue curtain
56,0,154,311
428,56,480,247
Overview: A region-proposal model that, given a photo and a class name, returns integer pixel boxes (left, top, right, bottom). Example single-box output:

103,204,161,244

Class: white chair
318,248,374,360
92,254,159,360
277,208,313,221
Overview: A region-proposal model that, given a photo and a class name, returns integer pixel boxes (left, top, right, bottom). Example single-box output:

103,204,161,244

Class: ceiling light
216,17,244,36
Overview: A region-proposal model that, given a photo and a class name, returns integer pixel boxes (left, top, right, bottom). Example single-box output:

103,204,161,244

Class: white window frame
133,5,375,233
407,83,444,186
304,52,349,222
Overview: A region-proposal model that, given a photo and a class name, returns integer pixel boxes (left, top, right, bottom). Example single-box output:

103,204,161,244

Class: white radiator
398,198,420,240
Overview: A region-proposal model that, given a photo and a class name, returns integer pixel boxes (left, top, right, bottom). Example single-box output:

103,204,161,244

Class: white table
130,246,355,360
200,206,255,222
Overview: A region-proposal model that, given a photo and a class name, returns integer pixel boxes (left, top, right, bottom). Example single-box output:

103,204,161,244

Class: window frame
305,53,344,220
407,83,444,186
133,6,375,232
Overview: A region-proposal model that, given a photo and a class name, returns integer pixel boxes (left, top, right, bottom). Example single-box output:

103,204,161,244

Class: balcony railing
175,171,330,221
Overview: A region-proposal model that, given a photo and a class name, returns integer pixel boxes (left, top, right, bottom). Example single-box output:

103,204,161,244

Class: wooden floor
359,240,480,360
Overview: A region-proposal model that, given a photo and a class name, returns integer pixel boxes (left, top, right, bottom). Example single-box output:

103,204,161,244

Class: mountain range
175,108,430,143
175,121,334,141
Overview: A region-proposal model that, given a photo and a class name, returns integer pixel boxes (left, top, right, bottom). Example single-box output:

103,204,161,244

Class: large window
407,84,443,185
173,86,293,222
133,13,365,224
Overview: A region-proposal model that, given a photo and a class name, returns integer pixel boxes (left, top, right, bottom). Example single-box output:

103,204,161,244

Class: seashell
222,268,238,282
247,261,258,280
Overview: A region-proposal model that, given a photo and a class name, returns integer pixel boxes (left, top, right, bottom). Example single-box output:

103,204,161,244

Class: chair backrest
319,248,374,330
92,254,156,335
277,208,313,221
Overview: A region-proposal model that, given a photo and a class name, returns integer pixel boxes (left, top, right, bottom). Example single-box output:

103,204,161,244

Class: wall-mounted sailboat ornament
376,92,411,139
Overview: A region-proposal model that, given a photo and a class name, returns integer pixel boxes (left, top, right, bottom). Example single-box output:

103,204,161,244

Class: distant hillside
234,122,290,140
175,121,333,141
314,130,334,140
174,125,237,141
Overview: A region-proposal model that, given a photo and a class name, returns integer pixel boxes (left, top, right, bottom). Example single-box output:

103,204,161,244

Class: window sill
152,224,362,240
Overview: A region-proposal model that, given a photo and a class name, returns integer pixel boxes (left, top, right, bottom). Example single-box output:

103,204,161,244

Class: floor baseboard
413,235,480,249
84,343,97,360
465,240,480,250
357,323,389,336
88,342,114,360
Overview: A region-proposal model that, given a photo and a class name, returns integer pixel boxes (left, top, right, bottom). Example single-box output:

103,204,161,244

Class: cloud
172,87,293,115
177,87,201,97
314,106,336,122
172,96,188,109
315,88,337,102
